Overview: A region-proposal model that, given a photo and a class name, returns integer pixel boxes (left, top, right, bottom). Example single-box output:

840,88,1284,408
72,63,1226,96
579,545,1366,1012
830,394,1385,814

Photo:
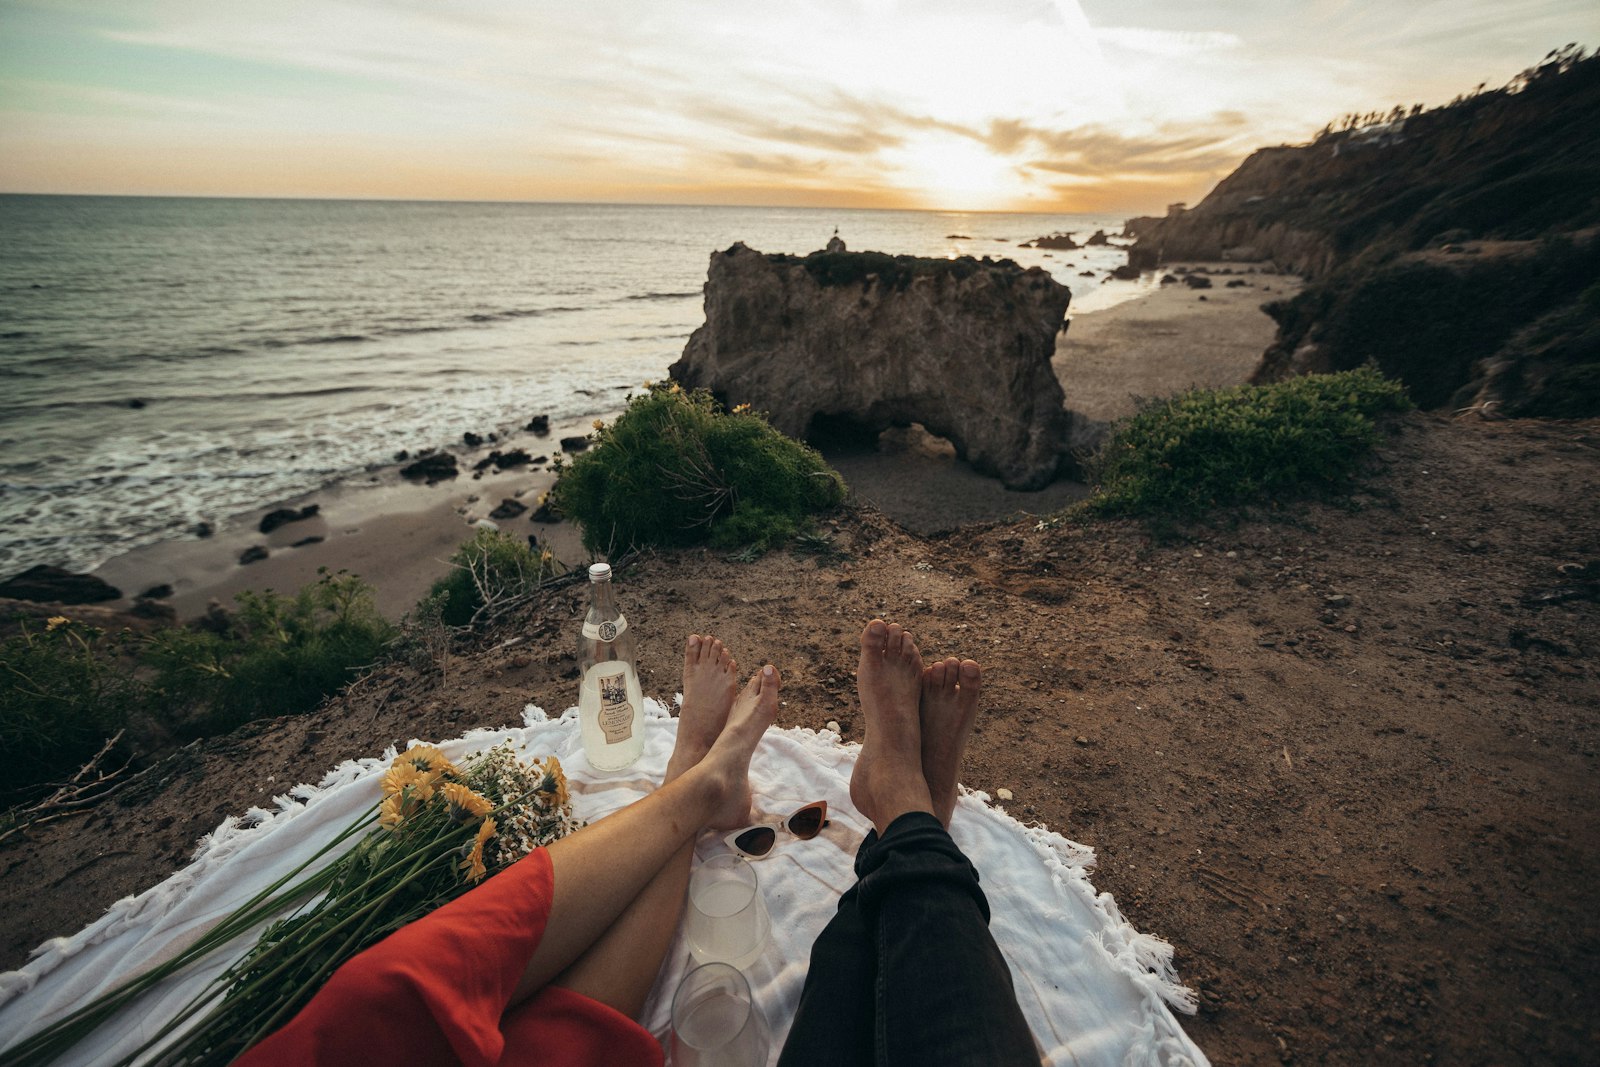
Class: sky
1,0,1596,215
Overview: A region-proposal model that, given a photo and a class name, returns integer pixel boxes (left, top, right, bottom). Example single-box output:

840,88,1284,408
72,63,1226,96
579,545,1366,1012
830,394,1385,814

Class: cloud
1096,27,1243,58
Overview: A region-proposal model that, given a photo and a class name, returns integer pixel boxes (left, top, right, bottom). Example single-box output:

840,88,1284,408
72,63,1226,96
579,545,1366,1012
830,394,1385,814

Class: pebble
826,720,842,734
1075,735,1091,745
996,788,1015,801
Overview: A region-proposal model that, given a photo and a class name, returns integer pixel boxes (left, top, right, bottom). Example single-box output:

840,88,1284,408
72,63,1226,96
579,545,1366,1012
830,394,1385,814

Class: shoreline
79,264,1295,620
88,418,598,622
1054,262,1300,424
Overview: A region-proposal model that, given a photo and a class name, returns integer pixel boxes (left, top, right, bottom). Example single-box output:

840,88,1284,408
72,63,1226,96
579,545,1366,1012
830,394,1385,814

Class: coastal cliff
1125,48,1600,416
669,243,1074,490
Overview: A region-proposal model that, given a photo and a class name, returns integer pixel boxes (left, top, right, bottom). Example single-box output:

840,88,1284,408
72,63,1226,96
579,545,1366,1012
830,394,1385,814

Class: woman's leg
534,635,744,1018
510,658,778,1006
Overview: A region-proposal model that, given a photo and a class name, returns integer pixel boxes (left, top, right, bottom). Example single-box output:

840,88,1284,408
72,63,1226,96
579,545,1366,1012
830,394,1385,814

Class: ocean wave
624,291,700,302
463,305,587,324
259,333,374,347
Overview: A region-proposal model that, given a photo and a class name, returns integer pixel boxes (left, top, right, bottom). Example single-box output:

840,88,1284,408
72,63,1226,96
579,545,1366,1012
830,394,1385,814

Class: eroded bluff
669,243,1073,490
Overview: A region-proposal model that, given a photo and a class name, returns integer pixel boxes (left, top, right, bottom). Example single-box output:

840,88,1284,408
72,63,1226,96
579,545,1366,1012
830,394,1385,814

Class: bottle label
582,615,628,642
593,664,635,744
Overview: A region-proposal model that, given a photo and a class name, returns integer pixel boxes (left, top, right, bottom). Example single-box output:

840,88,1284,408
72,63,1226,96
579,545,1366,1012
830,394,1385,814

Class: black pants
777,812,1039,1067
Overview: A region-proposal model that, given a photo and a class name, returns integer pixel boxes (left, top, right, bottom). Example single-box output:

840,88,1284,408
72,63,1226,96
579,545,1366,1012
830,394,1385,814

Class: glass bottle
577,562,645,770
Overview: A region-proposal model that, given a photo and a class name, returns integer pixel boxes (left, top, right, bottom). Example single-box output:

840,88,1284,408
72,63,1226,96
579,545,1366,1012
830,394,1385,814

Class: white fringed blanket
0,700,1210,1066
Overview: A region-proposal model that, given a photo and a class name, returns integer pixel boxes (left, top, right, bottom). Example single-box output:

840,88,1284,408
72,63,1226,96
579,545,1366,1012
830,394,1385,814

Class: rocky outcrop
400,452,458,483
1020,232,1078,250
669,243,1074,489
259,504,319,534
1137,51,1600,414
0,565,122,604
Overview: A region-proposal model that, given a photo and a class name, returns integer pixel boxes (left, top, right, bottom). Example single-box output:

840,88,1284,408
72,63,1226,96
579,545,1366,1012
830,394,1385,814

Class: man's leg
783,622,1035,1066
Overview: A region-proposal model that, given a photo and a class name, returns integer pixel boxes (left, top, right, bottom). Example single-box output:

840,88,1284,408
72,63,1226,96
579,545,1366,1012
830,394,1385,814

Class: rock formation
669,243,1074,490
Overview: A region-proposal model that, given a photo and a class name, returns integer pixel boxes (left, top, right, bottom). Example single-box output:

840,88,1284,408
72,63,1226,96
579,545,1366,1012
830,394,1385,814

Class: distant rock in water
526,414,550,435
669,242,1075,490
1022,233,1078,250
0,565,122,604
239,546,269,565
559,436,590,453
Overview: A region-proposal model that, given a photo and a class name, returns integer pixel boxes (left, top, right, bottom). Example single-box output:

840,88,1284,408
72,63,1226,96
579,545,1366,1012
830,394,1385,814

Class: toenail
763,665,775,678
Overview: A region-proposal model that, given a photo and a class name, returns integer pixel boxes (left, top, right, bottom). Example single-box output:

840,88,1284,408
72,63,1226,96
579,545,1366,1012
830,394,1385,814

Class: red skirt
235,848,663,1067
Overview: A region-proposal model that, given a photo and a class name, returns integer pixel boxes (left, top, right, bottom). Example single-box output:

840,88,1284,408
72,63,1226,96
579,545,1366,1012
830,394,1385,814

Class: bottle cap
588,562,612,582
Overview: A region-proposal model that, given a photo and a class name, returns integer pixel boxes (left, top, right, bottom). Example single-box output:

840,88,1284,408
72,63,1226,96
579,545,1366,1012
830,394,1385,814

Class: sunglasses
723,801,829,858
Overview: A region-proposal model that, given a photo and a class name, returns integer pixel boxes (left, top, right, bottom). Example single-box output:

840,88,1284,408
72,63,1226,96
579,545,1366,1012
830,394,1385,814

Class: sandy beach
83,266,1295,619
89,421,595,621
1054,265,1300,423
81,268,1292,617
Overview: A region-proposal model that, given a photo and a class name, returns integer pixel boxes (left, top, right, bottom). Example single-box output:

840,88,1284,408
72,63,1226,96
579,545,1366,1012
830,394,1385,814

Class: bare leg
850,620,934,834
919,657,982,828
512,654,777,1009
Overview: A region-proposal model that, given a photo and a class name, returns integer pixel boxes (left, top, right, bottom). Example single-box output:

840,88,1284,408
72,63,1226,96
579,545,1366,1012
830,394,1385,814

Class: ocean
0,196,1146,576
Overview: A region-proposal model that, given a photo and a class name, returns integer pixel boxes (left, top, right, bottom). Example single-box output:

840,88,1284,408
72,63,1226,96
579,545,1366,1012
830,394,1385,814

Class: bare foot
698,665,780,830
920,657,982,828
850,620,934,833
667,634,739,782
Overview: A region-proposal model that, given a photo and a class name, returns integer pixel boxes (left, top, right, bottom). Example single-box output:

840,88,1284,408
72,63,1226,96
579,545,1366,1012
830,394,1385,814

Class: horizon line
0,190,1166,219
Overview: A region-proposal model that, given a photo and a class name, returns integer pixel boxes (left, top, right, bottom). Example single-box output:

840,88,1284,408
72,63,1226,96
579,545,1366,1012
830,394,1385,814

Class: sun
887,132,1032,212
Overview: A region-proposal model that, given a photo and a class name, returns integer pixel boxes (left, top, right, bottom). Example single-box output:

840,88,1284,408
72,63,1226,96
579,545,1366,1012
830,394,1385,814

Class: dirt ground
4,410,1597,1065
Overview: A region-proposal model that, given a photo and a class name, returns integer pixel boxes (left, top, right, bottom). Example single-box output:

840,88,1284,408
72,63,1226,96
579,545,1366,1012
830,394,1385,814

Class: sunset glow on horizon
2,0,1597,215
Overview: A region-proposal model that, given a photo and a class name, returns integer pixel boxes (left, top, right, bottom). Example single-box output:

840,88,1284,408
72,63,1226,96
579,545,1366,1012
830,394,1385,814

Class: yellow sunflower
401,744,460,780
461,817,496,882
440,782,493,823
380,761,433,802
537,756,570,809
378,792,409,830
45,616,71,631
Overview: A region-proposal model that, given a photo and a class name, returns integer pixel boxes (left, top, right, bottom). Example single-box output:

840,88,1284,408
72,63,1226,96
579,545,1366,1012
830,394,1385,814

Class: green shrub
143,569,394,736
427,528,562,627
0,617,138,803
550,385,847,554
1082,367,1412,521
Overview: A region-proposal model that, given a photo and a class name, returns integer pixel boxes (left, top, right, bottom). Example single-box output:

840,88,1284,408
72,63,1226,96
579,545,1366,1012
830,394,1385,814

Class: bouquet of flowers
9,740,581,1066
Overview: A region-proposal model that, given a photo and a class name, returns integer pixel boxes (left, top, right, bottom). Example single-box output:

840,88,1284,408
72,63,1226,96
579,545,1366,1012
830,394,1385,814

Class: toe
862,619,889,655
686,634,701,661
925,661,947,689
958,660,982,692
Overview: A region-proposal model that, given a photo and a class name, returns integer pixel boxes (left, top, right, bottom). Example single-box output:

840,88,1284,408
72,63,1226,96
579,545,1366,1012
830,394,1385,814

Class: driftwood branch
0,730,141,847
